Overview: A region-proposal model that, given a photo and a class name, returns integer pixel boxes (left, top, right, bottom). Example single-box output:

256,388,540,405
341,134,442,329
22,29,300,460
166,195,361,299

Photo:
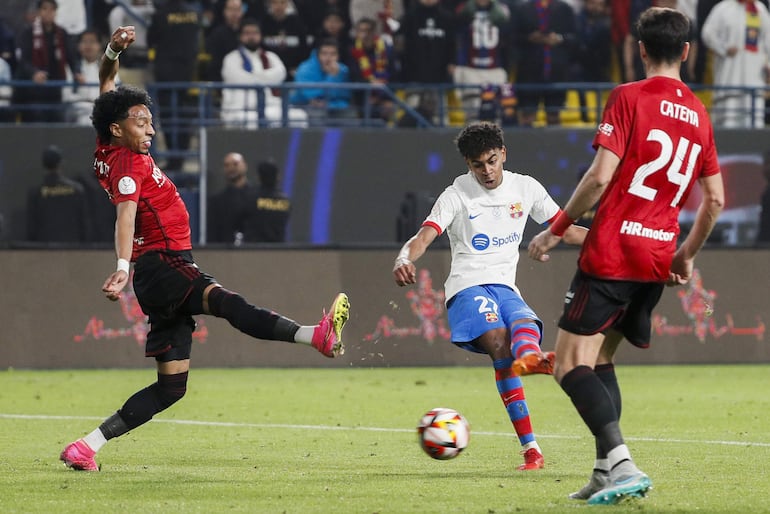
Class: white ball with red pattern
417,407,470,460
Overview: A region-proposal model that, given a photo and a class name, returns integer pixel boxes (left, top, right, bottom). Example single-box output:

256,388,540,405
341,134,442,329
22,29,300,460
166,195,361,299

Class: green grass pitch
1,365,769,513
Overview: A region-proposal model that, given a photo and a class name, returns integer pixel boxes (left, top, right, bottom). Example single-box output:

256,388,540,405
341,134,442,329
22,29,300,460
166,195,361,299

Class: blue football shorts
446,284,542,354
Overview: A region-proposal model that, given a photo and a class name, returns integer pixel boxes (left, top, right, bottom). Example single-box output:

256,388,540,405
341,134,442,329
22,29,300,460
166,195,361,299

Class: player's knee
157,371,188,409
206,285,244,318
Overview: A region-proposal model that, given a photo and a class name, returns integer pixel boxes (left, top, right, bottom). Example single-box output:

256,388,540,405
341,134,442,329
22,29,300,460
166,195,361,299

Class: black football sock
103,372,189,437
560,365,625,454
593,363,621,461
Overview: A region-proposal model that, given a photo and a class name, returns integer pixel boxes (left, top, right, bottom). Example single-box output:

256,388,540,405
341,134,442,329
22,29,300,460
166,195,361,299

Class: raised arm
99,25,136,94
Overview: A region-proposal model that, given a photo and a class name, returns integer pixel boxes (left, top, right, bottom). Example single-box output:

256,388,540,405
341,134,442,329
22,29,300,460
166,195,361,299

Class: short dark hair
356,17,377,31
42,145,62,170
323,8,345,21
38,0,57,9
454,122,504,160
91,85,153,143
317,38,339,52
257,160,279,188
240,17,261,33
78,28,102,44
636,7,690,64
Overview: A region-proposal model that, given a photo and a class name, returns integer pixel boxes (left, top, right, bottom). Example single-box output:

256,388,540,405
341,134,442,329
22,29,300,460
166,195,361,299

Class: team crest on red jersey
485,312,499,322
598,122,614,136
509,202,523,219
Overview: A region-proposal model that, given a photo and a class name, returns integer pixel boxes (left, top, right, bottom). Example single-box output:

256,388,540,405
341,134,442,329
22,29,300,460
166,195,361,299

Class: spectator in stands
571,0,611,121
261,0,310,79
13,0,82,123
243,159,291,242
204,0,264,34
0,54,12,121
27,145,89,243
624,0,696,84
296,0,351,39
56,0,88,40
348,17,398,123
55,0,87,45
609,0,632,82
349,0,404,41
396,0,456,125
313,8,353,58
147,0,201,172
221,18,308,127
0,16,14,121
108,0,154,88
701,0,770,128
290,38,355,122
205,0,245,82
0,16,15,72
208,151,255,244
623,0,651,83
694,0,722,84
696,0,770,84
758,150,770,245
453,0,510,121
63,29,112,125
513,0,577,126
398,0,455,86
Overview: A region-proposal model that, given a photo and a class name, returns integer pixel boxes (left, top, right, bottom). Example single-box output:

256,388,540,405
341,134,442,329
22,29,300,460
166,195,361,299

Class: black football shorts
557,269,664,348
132,250,217,361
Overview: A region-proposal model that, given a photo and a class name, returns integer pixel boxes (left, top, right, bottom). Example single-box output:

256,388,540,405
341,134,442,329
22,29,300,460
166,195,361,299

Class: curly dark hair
454,122,504,160
91,85,153,143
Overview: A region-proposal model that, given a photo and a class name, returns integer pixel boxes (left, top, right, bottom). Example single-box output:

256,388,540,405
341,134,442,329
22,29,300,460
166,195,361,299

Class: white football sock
522,441,542,453
83,428,108,452
294,325,315,345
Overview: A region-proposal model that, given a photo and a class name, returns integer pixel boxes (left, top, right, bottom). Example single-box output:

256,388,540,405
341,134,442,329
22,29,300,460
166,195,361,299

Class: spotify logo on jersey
472,234,490,250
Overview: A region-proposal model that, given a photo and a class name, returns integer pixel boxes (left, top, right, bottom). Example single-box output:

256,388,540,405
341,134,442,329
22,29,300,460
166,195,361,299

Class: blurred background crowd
1,0,769,248
0,0,768,132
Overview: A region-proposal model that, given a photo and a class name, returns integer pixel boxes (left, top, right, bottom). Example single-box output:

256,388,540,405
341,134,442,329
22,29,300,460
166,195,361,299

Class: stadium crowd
1,0,769,247
0,0,768,130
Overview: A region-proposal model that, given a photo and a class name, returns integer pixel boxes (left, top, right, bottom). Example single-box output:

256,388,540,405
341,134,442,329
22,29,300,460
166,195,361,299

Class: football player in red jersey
60,26,350,472
525,7,724,505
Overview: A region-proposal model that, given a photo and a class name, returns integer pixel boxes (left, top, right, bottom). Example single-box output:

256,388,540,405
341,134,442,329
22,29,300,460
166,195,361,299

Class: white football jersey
423,170,560,302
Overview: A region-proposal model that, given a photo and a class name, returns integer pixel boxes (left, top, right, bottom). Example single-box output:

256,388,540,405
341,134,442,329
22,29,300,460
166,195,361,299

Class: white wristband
116,258,130,274
393,257,413,269
104,43,121,61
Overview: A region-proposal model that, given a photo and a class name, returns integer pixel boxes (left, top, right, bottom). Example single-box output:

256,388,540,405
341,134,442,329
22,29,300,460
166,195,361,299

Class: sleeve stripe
421,220,442,236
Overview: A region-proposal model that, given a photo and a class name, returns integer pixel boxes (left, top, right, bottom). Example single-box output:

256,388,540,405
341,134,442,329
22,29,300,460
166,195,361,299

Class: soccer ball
417,407,470,460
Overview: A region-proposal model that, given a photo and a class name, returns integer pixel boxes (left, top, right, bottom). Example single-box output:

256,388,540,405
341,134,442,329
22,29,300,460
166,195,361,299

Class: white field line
2,413,770,448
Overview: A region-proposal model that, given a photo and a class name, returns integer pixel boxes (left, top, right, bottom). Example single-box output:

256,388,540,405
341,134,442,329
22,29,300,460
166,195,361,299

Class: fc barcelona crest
509,202,523,218
485,312,499,322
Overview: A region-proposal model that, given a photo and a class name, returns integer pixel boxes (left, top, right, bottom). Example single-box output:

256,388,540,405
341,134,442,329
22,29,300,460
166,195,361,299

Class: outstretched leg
203,285,350,358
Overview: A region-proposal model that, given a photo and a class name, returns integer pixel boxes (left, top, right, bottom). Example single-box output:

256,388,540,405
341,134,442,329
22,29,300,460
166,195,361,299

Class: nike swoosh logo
469,213,481,219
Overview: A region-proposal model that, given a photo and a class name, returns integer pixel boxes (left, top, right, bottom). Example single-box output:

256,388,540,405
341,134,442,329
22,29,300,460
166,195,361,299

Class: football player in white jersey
393,122,586,470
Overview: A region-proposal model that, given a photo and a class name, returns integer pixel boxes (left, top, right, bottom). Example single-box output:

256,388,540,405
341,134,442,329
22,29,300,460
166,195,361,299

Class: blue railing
6,80,770,123
3,80,768,126
2,79,768,166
